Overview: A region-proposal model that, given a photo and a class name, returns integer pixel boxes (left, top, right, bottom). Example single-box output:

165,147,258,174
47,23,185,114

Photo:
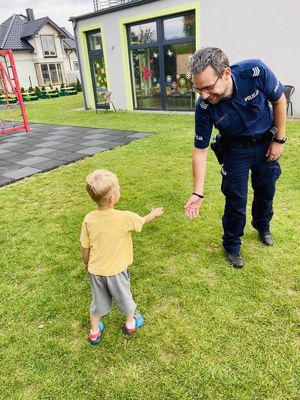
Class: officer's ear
223,67,231,80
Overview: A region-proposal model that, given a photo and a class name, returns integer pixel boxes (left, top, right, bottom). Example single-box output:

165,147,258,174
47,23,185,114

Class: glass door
86,30,108,109
130,47,160,109
164,43,195,110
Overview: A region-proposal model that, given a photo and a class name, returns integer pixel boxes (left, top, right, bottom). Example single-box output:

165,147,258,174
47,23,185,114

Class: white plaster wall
75,0,193,110
12,52,37,89
75,0,299,115
201,0,300,117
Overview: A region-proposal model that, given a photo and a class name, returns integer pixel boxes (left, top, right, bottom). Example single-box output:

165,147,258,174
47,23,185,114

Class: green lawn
0,95,299,399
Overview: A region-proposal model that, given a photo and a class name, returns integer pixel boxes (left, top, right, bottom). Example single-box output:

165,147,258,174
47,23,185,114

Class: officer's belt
222,131,272,149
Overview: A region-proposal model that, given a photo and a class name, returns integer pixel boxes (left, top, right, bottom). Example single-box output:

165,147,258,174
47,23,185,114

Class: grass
0,95,299,399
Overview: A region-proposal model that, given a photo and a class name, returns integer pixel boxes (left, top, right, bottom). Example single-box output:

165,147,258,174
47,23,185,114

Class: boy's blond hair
86,169,118,205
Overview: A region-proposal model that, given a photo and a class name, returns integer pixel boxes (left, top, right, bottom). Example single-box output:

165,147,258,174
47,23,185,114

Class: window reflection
164,14,195,40
130,22,157,45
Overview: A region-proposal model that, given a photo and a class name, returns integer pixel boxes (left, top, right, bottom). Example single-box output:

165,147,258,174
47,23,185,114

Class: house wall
200,0,299,117
75,0,200,110
13,51,38,89
10,23,78,89
75,0,299,116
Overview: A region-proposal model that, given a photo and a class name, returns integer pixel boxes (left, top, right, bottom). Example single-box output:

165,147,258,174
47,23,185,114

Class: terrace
93,0,155,12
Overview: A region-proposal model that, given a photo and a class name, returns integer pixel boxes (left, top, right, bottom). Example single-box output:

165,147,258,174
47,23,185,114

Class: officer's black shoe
258,231,274,246
225,252,244,269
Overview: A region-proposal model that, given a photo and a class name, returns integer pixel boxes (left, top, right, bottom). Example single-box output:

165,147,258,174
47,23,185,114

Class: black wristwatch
273,137,287,144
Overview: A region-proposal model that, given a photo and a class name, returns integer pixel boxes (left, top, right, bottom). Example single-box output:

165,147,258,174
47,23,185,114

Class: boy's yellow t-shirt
80,209,145,276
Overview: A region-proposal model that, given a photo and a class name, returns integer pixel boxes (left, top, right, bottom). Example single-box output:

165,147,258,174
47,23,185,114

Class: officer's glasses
193,73,223,95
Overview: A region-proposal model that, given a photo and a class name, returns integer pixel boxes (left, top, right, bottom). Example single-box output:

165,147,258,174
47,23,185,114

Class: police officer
184,47,287,268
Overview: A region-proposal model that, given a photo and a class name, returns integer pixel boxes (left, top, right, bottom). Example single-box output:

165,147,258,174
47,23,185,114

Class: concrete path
0,123,150,187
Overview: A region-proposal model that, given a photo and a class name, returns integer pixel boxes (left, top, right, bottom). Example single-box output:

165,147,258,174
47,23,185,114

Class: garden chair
283,85,295,116
96,90,116,113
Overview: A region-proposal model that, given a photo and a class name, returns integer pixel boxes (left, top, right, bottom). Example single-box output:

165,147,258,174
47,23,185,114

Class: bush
28,86,34,93
60,82,65,89
20,87,25,93
34,86,41,96
76,79,82,92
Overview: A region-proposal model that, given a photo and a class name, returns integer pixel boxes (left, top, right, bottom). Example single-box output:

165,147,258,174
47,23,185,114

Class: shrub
28,86,34,93
76,79,82,92
34,86,41,96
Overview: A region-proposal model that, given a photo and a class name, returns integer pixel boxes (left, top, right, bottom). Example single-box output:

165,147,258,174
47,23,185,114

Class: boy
80,169,164,345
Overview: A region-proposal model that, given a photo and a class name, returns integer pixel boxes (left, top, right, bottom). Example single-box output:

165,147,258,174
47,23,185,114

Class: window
74,61,79,71
163,14,195,40
127,11,196,111
130,21,157,45
35,63,64,86
88,32,102,51
41,35,57,57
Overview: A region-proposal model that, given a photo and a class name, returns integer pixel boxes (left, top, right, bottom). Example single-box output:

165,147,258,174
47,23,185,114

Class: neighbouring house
0,8,79,90
70,0,299,115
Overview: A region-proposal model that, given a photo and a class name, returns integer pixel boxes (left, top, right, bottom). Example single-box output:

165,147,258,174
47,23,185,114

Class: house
0,8,78,90
70,0,299,115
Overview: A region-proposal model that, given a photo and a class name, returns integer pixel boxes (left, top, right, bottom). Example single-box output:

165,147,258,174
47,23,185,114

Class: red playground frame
0,49,30,135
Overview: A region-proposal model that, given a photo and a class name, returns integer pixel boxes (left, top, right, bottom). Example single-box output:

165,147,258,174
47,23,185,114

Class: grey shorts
88,269,137,317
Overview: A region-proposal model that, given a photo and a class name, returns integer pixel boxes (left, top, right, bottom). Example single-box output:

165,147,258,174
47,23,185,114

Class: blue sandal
88,321,105,345
122,313,144,335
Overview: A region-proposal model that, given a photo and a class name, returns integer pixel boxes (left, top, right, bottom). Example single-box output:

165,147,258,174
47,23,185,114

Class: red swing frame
0,49,30,135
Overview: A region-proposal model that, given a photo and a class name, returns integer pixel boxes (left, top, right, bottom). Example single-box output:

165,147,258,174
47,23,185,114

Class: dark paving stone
17,156,51,166
0,152,27,161
80,139,108,146
97,142,123,149
128,133,151,138
0,149,10,154
26,148,57,156
0,176,12,186
84,133,113,140
35,141,62,148
0,123,151,187
32,159,65,171
77,147,107,155
57,143,87,151
0,142,20,149
51,152,85,162
0,164,21,174
109,137,134,144
3,166,42,180
10,144,39,153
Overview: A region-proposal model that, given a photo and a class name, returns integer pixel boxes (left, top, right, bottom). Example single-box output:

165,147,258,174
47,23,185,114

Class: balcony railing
93,0,143,11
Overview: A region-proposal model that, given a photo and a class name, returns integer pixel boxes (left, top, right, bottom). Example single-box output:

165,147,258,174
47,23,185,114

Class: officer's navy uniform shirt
194,59,284,149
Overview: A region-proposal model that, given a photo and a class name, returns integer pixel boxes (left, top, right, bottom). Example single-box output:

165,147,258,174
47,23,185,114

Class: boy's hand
151,207,164,217
144,207,164,223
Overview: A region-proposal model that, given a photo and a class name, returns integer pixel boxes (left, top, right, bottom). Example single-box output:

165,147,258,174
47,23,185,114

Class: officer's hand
184,195,203,219
266,142,284,162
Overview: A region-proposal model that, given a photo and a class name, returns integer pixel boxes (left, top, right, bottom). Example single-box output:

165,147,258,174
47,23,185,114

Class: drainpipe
71,19,88,109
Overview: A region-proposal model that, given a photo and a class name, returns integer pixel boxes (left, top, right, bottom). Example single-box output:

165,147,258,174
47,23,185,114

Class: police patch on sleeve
252,67,260,77
200,101,209,110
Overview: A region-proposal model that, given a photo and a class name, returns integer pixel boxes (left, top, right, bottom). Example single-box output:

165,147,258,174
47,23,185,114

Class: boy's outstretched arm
81,246,90,268
143,207,164,223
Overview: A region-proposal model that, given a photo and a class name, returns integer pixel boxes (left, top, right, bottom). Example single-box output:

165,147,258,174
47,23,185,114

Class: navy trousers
221,141,281,253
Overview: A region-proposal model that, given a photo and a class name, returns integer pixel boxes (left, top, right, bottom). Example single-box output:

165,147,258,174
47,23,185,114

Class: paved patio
0,123,150,187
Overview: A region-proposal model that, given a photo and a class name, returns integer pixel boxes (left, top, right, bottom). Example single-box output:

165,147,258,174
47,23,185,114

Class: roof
0,13,69,51
61,27,76,50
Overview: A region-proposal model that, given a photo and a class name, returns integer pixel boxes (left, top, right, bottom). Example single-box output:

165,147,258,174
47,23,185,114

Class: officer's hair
188,47,229,76
85,169,118,205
